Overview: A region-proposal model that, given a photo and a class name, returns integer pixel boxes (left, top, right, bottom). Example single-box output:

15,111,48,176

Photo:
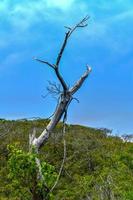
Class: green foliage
6,144,57,200
0,119,133,199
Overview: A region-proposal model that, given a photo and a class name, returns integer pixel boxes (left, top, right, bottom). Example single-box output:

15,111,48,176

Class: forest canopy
0,119,133,200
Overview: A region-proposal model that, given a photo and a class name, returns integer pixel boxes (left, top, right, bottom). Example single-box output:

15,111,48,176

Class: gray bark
32,67,91,151
32,16,92,151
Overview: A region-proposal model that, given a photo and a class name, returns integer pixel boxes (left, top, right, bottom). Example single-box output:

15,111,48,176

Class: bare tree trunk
29,16,92,199
32,65,91,152
33,93,71,149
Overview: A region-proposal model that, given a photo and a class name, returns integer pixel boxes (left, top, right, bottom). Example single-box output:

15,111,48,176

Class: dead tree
30,16,92,199
32,16,92,151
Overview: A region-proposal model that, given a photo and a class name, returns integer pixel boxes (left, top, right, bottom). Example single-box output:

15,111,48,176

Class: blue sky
0,0,133,135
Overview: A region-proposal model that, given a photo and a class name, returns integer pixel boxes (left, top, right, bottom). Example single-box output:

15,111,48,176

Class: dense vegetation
0,119,133,200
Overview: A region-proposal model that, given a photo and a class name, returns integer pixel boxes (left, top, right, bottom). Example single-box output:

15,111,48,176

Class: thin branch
49,139,66,194
64,26,71,30
56,31,70,67
33,16,89,95
53,16,89,92
41,92,51,99
72,97,80,103
68,15,90,37
48,97,68,194
35,157,50,193
56,15,89,67
47,81,62,96
33,57,55,69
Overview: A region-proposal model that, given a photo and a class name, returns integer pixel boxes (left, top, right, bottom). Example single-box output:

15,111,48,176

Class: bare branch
47,81,62,96
54,66,68,92
33,16,90,95
72,97,80,103
41,92,50,99
41,82,61,100
68,15,90,37
69,65,92,95
33,57,55,69
64,26,71,30
33,56,68,92
56,15,89,67
55,31,69,67
49,139,66,193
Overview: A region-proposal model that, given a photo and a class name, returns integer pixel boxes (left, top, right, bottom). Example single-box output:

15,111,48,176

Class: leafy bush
7,144,57,200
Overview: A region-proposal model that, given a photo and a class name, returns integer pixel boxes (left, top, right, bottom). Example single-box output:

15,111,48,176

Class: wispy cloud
0,0,133,55
1,0,133,30
45,0,75,10
0,0,89,32
0,0,88,50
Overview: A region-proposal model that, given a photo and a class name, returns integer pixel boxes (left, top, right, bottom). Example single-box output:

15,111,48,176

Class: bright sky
0,0,133,135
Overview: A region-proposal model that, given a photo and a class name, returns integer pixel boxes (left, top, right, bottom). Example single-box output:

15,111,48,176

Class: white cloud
0,0,133,55
0,0,87,31
0,0,88,48
45,0,75,10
